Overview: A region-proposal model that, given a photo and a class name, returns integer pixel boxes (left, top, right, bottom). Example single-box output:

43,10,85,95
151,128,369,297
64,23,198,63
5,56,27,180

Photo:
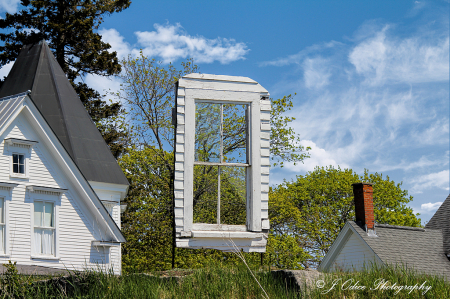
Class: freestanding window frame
174,74,270,252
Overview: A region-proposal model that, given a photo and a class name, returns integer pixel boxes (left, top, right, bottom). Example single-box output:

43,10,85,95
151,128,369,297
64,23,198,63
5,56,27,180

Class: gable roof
0,93,125,243
425,194,450,254
349,221,450,279
0,40,128,186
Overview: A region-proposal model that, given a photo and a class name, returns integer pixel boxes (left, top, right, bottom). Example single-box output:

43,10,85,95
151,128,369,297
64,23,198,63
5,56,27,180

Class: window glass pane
44,202,54,227
195,102,221,163
34,201,43,226
13,154,18,164
34,228,43,254
19,164,24,174
222,104,248,164
193,165,218,224
13,164,18,173
19,154,24,165
42,229,54,255
0,198,4,224
220,166,247,225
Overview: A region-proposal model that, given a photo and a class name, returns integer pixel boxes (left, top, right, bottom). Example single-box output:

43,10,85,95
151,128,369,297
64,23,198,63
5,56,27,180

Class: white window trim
30,196,60,259
174,74,271,251
0,196,7,257
10,151,29,179
0,183,17,257
4,138,37,180
186,97,260,232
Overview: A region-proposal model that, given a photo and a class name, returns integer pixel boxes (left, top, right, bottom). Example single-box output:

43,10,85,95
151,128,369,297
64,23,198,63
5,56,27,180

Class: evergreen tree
0,0,131,157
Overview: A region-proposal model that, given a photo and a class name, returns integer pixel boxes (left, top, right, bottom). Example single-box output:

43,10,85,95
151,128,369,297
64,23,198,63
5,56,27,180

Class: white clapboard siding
332,233,379,272
0,113,121,274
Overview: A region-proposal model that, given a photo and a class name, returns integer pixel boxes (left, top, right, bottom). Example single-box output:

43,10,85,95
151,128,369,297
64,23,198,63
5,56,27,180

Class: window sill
10,174,29,180
190,231,267,239
31,255,60,260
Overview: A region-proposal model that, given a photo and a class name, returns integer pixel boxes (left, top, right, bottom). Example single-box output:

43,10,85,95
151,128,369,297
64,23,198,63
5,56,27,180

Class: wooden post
171,82,179,270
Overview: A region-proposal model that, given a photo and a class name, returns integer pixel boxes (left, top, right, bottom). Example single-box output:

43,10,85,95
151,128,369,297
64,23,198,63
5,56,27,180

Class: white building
0,41,128,275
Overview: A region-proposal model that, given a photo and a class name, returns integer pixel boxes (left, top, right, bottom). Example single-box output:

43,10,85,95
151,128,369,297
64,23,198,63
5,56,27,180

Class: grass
0,262,448,298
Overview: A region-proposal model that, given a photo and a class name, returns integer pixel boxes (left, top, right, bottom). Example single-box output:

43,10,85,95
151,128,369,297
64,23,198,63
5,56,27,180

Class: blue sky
0,0,448,223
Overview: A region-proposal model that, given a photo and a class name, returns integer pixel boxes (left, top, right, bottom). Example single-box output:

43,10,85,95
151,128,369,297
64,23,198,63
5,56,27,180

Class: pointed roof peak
0,42,128,186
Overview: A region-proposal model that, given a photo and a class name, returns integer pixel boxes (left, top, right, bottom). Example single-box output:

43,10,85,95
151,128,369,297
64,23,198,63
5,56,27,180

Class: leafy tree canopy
269,166,421,269
117,52,311,270
0,0,131,157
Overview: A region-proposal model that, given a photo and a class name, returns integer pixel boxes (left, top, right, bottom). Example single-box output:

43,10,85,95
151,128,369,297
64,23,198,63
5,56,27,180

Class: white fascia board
179,73,269,94
183,73,258,83
17,97,125,243
89,181,129,201
92,240,121,247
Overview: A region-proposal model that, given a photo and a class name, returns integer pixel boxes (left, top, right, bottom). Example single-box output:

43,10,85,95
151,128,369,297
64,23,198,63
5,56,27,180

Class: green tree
269,166,421,269
0,0,131,156
117,52,310,271
271,94,310,167
119,147,173,271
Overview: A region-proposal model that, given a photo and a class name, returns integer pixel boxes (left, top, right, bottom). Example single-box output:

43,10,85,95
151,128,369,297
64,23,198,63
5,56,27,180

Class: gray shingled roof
425,194,450,254
349,221,450,280
0,41,128,185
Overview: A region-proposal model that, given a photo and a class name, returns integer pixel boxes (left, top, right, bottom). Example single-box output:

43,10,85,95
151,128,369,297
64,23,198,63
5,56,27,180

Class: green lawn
1,263,448,298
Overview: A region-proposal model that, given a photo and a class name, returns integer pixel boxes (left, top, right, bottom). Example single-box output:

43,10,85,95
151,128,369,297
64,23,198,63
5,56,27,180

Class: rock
271,269,323,293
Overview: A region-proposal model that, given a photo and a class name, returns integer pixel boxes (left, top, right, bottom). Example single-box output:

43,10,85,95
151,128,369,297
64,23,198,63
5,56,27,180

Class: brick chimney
352,182,376,236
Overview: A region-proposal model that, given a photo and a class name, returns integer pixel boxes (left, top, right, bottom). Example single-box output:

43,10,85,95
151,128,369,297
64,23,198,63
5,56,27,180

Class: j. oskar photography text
316,278,433,295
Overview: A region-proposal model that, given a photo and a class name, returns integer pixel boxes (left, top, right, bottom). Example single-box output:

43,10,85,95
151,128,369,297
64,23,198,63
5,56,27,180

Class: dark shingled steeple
0,40,128,186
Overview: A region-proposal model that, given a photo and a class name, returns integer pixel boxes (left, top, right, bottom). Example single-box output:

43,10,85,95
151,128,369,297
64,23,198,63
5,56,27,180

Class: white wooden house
319,183,450,280
0,41,128,275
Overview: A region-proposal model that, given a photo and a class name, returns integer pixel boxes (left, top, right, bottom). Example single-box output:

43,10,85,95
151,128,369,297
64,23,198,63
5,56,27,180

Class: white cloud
101,23,249,64
283,140,349,173
0,61,14,79
349,25,449,85
412,201,443,216
376,153,449,172
84,73,123,97
420,201,442,212
263,15,448,179
260,41,342,67
99,28,132,59
409,170,449,194
0,0,20,13
303,57,331,89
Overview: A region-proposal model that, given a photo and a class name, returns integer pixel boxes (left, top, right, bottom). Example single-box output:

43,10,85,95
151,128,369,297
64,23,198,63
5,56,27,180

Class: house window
33,201,55,256
193,102,248,225
12,153,25,174
0,197,4,254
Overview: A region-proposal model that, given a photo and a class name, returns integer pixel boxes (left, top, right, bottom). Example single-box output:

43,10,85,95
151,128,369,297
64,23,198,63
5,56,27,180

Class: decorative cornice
27,185,67,195
0,182,19,190
4,138,38,148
